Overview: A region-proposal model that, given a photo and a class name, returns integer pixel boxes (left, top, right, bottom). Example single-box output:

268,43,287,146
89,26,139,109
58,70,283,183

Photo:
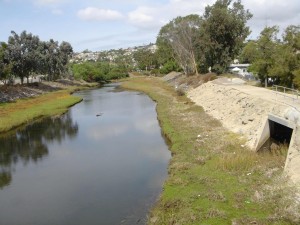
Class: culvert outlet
255,114,295,151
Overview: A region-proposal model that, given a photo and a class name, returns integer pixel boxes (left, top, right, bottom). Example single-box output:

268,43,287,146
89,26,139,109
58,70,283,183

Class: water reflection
0,113,78,189
0,85,170,225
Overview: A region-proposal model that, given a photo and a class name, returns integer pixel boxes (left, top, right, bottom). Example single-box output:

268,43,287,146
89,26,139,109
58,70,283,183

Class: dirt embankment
0,79,96,103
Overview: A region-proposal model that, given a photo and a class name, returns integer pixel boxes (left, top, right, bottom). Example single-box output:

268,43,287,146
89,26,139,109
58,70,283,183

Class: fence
272,85,299,102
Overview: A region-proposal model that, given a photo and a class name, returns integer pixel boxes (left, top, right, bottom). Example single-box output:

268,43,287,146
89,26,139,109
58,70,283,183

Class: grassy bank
0,90,82,133
122,77,300,225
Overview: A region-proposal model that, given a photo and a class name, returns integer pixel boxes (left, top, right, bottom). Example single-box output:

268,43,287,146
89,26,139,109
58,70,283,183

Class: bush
160,60,181,74
293,69,300,89
71,62,129,82
150,69,160,76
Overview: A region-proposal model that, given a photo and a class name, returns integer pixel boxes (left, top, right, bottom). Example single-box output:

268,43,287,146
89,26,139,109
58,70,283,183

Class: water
0,84,171,225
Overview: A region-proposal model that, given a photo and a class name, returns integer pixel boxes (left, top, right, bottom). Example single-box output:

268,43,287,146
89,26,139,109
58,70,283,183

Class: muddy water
0,84,170,225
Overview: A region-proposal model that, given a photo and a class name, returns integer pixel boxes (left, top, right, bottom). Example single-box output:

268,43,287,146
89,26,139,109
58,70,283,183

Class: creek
0,84,170,225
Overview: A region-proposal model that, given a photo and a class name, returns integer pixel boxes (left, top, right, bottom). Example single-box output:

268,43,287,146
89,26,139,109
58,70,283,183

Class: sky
0,0,299,52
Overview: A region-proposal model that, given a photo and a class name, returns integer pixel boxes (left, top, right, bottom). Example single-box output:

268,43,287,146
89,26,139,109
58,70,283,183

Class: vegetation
156,0,252,74
0,42,12,84
158,15,202,75
122,77,300,225
133,47,157,71
71,61,128,82
201,0,252,73
0,30,73,84
241,25,300,88
0,90,82,133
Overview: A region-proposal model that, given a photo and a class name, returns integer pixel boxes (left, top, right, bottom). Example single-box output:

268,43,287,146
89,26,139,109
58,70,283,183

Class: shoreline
0,80,98,134
121,76,300,225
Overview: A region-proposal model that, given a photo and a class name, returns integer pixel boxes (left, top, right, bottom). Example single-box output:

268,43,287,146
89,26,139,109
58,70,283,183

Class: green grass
0,90,82,133
122,77,300,225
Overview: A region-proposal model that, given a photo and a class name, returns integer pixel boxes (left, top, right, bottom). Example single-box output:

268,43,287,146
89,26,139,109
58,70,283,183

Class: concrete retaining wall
187,80,300,184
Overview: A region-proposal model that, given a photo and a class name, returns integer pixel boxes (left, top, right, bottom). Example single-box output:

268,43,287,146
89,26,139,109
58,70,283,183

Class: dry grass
216,150,260,173
177,73,217,88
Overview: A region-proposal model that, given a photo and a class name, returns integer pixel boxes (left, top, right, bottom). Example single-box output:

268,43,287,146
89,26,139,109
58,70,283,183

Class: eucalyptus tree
157,14,202,75
7,31,40,84
0,42,12,84
156,29,181,74
202,0,252,73
6,30,74,82
36,40,73,80
40,39,72,80
59,41,73,75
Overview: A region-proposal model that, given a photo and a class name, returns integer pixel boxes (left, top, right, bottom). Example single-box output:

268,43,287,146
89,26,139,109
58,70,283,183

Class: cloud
126,0,299,38
127,0,214,30
77,7,124,21
34,0,67,5
243,0,300,38
125,0,299,38
128,7,164,30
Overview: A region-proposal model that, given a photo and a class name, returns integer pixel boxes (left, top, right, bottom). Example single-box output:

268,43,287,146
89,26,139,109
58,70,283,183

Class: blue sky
0,0,299,52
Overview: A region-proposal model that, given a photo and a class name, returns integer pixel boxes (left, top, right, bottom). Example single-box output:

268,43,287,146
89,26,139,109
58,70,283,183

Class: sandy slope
187,78,300,149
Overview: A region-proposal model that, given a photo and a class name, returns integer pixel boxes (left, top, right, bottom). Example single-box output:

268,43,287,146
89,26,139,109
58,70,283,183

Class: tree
247,26,280,86
133,48,157,71
239,40,257,63
71,61,128,82
7,31,40,84
267,26,299,86
6,30,74,83
244,25,300,87
157,14,202,75
40,39,72,80
59,41,73,70
282,25,300,87
202,0,252,73
0,42,12,84
293,69,300,88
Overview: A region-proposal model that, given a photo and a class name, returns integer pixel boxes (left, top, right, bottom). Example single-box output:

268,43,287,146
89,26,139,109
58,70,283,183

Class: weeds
121,77,299,225
216,150,260,173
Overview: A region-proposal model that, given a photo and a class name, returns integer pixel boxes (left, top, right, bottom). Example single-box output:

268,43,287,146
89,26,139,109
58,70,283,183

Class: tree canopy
0,42,12,84
202,0,252,73
71,61,128,82
244,25,300,87
157,14,202,75
3,30,73,84
156,0,252,75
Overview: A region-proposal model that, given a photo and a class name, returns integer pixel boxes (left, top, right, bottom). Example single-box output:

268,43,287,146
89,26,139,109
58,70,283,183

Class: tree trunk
191,51,199,76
